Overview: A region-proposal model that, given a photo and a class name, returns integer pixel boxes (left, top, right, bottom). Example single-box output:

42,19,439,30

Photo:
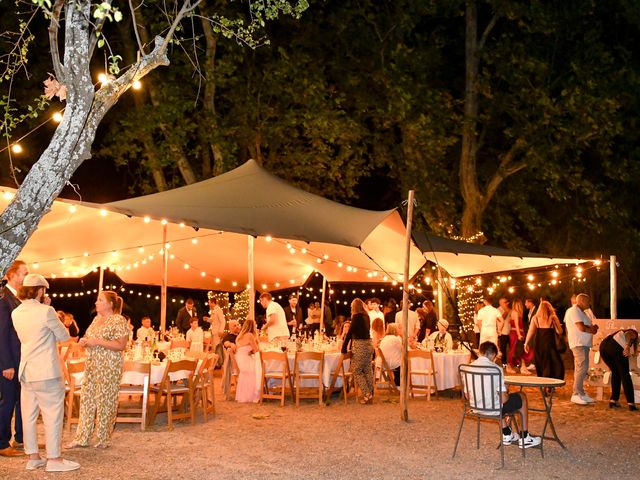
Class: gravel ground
2,371,639,480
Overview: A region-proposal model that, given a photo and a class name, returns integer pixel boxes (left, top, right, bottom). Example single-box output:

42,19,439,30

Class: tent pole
437,267,444,321
97,265,105,293
320,275,327,334
248,236,255,321
400,190,414,423
160,224,168,333
610,255,617,320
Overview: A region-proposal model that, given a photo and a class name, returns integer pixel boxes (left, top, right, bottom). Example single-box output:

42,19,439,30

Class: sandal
359,394,372,405
64,441,88,449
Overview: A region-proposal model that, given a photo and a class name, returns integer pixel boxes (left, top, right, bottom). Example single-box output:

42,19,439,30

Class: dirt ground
2,370,639,480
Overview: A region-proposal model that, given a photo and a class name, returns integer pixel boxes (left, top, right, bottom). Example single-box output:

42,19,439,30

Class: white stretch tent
0,160,424,291
414,232,592,278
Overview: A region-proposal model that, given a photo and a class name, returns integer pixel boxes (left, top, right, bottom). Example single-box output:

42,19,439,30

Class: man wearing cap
284,293,303,333
427,319,453,352
0,259,28,457
12,274,80,472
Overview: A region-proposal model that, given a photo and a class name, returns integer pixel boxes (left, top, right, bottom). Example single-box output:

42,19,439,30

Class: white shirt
468,355,505,412
498,306,511,335
209,305,225,345
368,310,384,323
565,305,593,348
137,326,155,341
266,301,290,341
395,310,419,336
477,305,501,346
379,335,403,370
12,299,69,382
186,326,204,352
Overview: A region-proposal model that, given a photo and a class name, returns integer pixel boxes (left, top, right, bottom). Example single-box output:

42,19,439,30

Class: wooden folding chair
293,351,324,406
116,361,151,430
374,348,399,396
149,359,197,430
325,352,356,405
408,350,439,400
65,359,85,432
221,349,240,401
452,364,524,468
194,353,217,422
259,351,294,407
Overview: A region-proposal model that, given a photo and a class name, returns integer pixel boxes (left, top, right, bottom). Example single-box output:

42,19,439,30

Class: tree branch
129,0,146,55
478,13,498,52
484,139,527,202
159,0,203,56
88,0,113,58
48,0,66,83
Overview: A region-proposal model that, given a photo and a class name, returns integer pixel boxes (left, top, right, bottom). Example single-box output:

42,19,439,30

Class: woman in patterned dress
341,298,374,404
67,292,128,449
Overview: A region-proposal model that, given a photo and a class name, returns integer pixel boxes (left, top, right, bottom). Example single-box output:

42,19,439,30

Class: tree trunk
118,20,168,192
0,3,170,274
459,0,483,240
200,16,224,178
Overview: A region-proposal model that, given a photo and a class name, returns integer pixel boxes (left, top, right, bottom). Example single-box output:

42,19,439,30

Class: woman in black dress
524,301,564,380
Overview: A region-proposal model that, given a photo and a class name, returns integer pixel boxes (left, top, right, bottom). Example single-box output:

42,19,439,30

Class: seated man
470,342,541,449
136,316,155,343
427,319,453,352
222,320,241,352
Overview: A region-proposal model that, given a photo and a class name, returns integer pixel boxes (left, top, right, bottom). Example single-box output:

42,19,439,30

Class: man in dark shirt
284,294,303,333
222,320,241,352
418,300,438,343
175,298,198,334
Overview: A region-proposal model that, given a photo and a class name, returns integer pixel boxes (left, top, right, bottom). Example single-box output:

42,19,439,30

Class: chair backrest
459,363,503,414
157,358,197,388
408,349,435,368
294,351,324,375
123,361,152,375
375,348,394,378
66,359,86,375
260,350,289,373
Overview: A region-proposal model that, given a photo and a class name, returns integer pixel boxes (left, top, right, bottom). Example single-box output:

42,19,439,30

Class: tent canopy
414,232,592,278
1,161,424,291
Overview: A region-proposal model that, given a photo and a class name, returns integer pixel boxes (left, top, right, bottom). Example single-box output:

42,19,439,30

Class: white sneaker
571,394,588,405
502,431,520,445
581,394,596,403
26,458,47,470
519,434,542,449
45,459,80,472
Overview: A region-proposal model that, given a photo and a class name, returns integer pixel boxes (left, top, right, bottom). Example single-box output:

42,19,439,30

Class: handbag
554,329,567,354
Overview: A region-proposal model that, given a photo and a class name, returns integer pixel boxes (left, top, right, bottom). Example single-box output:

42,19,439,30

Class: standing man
395,300,420,340
565,293,599,405
477,296,504,349
175,298,198,334
259,292,290,342
0,260,28,457
12,274,80,472
204,296,225,366
498,297,512,372
284,293,303,333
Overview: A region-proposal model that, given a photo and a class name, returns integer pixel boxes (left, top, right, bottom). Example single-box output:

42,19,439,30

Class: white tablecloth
410,351,470,390
70,360,197,386
261,350,346,388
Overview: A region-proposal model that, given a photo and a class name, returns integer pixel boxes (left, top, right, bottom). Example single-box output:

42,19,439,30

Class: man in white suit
12,274,80,472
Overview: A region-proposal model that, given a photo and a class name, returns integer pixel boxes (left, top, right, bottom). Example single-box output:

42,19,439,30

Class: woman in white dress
235,319,260,403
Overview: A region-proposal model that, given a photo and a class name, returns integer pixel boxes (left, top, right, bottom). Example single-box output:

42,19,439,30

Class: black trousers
600,336,635,404
499,334,510,365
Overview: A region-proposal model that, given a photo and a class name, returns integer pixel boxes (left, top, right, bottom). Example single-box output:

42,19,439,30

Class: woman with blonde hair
341,298,374,404
68,291,128,449
508,299,532,375
524,301,564,380
235,319,260,403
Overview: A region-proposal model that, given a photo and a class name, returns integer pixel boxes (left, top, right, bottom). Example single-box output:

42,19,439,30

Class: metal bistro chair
452,363,524,469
